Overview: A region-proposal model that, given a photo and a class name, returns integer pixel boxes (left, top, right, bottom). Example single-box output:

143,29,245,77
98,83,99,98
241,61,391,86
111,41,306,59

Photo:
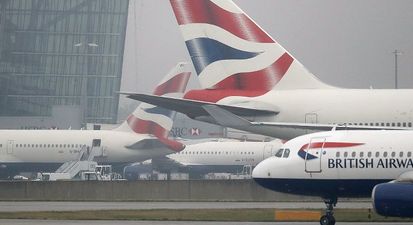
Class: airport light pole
393,49,403,89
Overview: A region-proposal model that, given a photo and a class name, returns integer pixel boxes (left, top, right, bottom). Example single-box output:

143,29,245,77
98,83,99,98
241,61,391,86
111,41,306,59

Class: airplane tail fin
116,62,191,151
170,0,334,103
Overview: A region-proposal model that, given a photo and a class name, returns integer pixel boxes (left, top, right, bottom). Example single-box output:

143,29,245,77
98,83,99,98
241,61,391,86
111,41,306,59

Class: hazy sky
120,0,413,108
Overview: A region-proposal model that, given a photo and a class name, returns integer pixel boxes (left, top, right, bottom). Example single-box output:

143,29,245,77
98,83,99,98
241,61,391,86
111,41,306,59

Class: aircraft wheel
320,215,335,225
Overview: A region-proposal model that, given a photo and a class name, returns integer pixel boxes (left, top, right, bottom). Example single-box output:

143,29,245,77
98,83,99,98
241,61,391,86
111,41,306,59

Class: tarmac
0,220,409,225
0,201,372,212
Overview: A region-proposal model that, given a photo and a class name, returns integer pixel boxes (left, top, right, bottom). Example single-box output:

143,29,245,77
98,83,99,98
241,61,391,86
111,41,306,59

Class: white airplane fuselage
218,89,413,140
0,130,173,174
168,140,283,169
252,130,413,198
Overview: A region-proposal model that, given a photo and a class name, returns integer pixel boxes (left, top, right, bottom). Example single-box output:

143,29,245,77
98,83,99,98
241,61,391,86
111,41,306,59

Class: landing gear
320,197,337,225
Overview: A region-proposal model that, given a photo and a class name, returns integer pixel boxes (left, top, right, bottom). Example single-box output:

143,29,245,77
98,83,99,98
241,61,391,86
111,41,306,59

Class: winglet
202,105,252,128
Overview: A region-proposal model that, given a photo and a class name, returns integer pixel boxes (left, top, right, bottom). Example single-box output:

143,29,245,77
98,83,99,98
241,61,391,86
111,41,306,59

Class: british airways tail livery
116,62,190,151
126,0,413,140
0,63,190,178
170,0,332,103
252,130,413,224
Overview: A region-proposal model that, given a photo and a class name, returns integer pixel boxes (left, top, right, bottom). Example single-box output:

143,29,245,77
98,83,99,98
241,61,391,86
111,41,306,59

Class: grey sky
120,0,413,108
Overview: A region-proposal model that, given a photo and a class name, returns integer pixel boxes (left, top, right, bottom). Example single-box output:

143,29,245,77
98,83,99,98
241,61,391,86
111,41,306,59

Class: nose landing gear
320,197,337,225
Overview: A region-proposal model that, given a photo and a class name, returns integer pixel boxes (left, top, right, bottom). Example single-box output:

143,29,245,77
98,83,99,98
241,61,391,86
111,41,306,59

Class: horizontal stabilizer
125,139,167,150
122,93,277,119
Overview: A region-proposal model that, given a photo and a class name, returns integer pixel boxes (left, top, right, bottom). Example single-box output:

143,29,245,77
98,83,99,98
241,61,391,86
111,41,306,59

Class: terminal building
0,0,129,129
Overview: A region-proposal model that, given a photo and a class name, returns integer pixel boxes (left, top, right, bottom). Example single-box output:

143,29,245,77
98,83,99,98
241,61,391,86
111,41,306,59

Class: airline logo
190,128,201,136
127,64,191,151
298,142,364,160
170,0,294,102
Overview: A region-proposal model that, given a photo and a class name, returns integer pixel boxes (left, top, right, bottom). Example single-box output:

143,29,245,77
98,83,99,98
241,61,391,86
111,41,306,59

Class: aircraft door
263,144,273,159
305,113,318,134
7,140,14,154
304,137,325,173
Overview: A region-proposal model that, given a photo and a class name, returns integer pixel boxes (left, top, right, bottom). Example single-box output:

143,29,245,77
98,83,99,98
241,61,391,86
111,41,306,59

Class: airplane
124,0,413,140
0,63,191,178
251,129,413,225
162,138,283,174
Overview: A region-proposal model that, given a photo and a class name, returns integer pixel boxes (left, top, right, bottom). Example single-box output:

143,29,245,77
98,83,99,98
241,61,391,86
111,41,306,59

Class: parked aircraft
252,129,413,224
165,138,283,173
125,0,413,140
0,63,191,178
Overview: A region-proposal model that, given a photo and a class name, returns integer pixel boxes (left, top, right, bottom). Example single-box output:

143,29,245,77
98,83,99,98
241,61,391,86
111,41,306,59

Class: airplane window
71,144,74,148
35,144,38,148
344,152,348,158
408,152,412,157
375,152,380,157
63,144,66,148
283,149,290,158
275,149,284,158
381,123,384,126
397,122,401,127
383,152,388,157
399,152,404,157
392,123,395,127
391,152,396,157
15,144,18,148
24,144,26,147
336,152,340,157
370,123,374,126
386,123,390,126
360,152,364,157
409,122,412,127
368,152,372,157
403,122,406,127
351,152,356,157
375,123,379,126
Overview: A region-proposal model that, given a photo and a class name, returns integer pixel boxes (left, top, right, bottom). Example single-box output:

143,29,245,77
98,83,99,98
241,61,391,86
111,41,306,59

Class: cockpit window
283,149,290,158
275,149,284,157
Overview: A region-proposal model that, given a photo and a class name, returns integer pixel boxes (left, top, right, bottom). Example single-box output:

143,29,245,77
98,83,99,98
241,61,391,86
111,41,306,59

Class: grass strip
0,208,412,222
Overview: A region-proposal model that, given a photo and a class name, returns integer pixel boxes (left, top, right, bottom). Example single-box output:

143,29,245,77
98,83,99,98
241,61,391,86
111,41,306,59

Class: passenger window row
345,122,412,127
336,151,412,158
13,143,85,149
177,151,255,155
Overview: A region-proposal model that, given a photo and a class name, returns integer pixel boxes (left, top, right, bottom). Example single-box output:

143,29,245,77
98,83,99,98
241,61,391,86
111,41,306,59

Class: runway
0,220,409,225
0,201,372,212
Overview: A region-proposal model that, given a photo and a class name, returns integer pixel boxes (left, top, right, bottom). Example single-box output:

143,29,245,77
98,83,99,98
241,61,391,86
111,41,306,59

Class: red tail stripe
153,72,191,96
170,0,274,43
127,115,184,152
213,53,293,90
183,53,294,103
300,142,365,151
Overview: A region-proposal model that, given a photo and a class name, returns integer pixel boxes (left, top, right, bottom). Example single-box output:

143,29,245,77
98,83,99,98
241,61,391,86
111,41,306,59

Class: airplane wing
202,105,412,136
121,93,278,119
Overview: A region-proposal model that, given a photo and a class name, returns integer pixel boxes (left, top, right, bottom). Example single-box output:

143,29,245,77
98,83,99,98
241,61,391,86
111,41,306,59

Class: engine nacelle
372,182,413,217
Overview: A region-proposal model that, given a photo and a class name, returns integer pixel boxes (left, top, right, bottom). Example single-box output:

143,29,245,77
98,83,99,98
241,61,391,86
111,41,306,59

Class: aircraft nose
252,157,274,179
